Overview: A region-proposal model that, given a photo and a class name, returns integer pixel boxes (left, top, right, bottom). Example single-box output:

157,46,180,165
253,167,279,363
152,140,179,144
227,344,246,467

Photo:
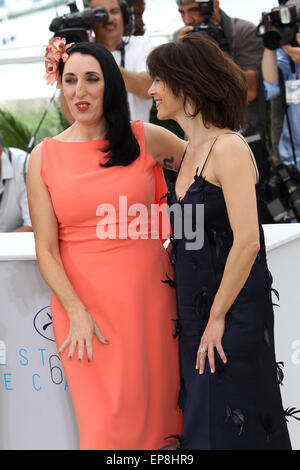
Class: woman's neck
176,112,226,150
68,119,108,142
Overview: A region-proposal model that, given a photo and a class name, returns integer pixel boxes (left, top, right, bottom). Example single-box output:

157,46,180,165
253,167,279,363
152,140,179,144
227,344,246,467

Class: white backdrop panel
0,227,299,450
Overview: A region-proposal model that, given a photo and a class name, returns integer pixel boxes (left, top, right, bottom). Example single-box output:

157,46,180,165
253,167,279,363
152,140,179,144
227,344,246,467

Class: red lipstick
75,101,90,112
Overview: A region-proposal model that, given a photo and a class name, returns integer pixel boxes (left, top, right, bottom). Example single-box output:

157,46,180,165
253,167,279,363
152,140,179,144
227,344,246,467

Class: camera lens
263,30,282,50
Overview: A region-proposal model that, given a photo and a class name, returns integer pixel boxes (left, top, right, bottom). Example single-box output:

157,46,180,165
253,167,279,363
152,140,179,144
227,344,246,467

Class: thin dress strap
177,142,189,175
200,132,259,183
199,137,219,177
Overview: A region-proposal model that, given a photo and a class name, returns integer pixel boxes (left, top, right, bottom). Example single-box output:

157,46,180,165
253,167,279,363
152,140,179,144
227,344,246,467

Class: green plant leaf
0,99,70,151
0,109,32,151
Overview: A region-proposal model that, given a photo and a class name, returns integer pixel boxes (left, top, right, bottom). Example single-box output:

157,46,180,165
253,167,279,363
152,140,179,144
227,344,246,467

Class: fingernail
105,339,110,344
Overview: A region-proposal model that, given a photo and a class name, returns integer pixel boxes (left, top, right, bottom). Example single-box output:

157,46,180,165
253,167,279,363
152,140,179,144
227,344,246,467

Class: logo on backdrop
33,306,54,342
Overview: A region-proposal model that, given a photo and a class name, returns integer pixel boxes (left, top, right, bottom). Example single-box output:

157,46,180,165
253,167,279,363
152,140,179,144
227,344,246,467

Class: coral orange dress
40,120,182,450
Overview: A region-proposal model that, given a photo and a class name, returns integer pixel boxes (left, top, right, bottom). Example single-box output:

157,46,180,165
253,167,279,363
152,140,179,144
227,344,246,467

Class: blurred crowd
1,0,300,232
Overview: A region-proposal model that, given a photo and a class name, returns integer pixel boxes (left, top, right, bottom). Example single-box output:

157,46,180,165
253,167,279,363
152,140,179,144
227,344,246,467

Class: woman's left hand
196,317,227,375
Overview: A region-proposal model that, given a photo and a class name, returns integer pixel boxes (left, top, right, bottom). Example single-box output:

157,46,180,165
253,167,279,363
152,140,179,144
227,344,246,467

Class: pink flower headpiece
43,37,74,88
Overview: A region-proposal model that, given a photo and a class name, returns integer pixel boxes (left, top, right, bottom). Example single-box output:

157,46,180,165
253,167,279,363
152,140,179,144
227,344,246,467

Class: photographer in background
84,0,153,122
0,133,32,232
262,33,300,172
174,1,270,184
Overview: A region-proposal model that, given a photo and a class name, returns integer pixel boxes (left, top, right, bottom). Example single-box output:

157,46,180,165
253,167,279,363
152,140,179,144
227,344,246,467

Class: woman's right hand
58,307,109,362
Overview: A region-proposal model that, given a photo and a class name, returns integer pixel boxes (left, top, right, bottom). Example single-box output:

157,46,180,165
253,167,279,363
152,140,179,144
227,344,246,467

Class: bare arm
210,137,260,317
27,144,108,360
143,122,187,171
12,225,32,232
243,69,259,102
27,144,85,314
196,135,260,374
263,34,300,84
120,68,153,99
262,48,278,83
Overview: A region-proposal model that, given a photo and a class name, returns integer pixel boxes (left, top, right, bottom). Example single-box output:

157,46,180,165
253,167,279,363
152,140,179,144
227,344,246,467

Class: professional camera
257,0,300,50
192,0,230,54
265,161,300,222
194,0,214,20
49,0,108,43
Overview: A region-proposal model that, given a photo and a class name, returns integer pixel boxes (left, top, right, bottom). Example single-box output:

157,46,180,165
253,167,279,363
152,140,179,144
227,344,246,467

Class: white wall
0,227,299,449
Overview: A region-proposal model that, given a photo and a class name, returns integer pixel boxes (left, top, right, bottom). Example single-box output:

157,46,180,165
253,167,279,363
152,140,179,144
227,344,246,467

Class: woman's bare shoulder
30,127,71,157
212,132,258,183
214,132,250,154
30,141,43,161
212,132,253,166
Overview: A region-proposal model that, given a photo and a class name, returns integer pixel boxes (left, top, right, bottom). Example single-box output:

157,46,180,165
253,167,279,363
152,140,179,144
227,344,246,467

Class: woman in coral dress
27,40,184,450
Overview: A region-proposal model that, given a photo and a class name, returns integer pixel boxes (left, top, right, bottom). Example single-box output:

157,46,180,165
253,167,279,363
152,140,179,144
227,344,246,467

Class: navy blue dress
167,135,292,450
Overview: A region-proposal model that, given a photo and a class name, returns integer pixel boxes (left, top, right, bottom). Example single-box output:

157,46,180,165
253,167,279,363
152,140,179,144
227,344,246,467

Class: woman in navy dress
147,34,292,450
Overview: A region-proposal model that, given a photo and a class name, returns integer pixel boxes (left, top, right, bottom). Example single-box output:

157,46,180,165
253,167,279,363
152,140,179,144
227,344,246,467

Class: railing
0,32,173,65
0,0,66,19
0,45,45,64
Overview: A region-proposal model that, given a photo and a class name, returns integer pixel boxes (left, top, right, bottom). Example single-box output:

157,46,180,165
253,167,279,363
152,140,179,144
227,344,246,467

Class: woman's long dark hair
59,42,140,167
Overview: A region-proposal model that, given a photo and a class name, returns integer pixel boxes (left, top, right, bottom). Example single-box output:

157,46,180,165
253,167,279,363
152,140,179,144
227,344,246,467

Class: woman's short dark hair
59,42,140,167
147,33,247,131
